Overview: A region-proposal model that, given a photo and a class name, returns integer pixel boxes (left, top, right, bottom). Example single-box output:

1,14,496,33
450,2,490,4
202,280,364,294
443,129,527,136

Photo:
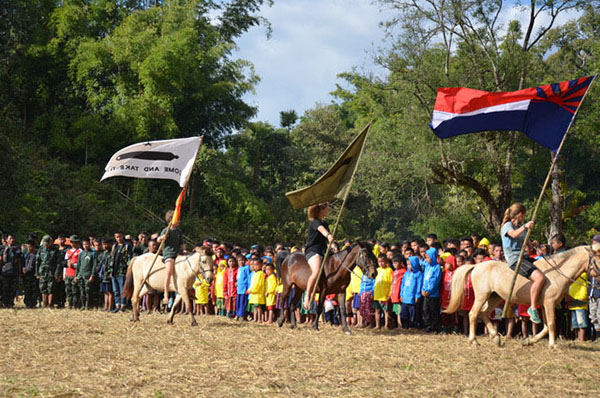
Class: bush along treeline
2,1,600,246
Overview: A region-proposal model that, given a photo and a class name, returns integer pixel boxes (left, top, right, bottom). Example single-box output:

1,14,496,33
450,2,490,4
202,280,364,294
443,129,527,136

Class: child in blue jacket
422,247,442,332
400,256,423,329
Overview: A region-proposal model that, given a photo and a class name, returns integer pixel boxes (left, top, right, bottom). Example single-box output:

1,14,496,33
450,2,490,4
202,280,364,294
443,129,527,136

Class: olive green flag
285,122,372,209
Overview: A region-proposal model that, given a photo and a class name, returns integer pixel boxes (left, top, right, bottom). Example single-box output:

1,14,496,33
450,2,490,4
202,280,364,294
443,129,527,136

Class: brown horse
445,245,600,348
276,242,377,334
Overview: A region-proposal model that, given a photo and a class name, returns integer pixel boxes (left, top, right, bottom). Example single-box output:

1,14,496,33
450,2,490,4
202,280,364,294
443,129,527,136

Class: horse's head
586,241,600,278
195,246,215,284
355,241,377,279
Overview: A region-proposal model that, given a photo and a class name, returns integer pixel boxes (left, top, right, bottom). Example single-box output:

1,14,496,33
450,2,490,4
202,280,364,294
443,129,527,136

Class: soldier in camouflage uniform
22,240,39,308
35,235,61,308
109,232,132,312
97,238,114,311
1,234,21,308
75,239,98,310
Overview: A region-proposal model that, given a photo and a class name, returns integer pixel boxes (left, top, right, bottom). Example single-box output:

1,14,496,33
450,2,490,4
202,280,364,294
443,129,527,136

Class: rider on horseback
303,202,334,311
501,203,546,324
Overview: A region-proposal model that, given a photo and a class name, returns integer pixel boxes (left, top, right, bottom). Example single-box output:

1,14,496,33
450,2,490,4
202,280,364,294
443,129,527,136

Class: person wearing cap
65,235,82,309
501,203,545,325
303,202,334,311
35,235,61,308
157,210,184,306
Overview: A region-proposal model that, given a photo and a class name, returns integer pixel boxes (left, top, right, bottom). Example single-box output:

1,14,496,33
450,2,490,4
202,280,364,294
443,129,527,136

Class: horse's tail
122,256,136,300
275,250,290,284
444,263,477,313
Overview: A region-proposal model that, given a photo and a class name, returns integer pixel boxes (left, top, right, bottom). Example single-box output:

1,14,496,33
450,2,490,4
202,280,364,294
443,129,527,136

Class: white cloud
234,0,387,126
233,1,583,126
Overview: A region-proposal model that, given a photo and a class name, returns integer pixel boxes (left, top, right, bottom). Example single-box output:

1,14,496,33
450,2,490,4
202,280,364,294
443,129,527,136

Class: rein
177,253,211,280
335,248,369,280
540,253,590,289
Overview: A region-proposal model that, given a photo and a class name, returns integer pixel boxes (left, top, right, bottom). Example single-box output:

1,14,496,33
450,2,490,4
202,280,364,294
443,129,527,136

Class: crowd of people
1,226,599,342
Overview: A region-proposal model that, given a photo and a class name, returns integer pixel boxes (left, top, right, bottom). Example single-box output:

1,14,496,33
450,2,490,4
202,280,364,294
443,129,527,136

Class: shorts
373,300,388,311
509,258,539,279
305,251,323,262
99,282,112,293
571,309,589,329
248,304,263,312
352,293,361,310
216,298,225,310
266,305,275,311
392,303,402,315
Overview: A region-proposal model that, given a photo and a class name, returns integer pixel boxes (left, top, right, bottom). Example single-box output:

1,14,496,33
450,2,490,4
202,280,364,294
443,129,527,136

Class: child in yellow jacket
193,276,210,315
264,264,277,323
247,258,265,323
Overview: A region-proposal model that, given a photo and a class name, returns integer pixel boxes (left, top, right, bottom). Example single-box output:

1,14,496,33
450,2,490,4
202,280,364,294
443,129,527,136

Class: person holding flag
303,202,335,311
158,208,184,306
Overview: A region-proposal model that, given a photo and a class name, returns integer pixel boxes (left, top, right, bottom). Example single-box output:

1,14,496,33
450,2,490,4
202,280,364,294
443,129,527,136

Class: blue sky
233,1,582,127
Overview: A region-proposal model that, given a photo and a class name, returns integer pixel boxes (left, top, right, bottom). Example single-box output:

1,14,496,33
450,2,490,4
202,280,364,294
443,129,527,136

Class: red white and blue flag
429,76,595,152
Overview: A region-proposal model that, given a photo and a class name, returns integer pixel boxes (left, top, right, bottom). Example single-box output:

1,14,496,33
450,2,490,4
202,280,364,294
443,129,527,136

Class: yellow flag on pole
285,122,371,209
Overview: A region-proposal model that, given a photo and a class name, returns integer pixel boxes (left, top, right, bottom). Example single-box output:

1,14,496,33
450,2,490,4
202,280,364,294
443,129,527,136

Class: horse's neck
330,250,352,276
546,251,588,282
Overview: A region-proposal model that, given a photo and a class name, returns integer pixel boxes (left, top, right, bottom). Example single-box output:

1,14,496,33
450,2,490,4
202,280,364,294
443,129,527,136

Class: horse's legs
130,284,141,322
179,285,197,326
167,294,183,325
289,289,302,329
527,306,550,345
277,283,290,328
542,301,557,348
312,289,326,331
338,292,350,334
468,293,490,345
481,296,502,346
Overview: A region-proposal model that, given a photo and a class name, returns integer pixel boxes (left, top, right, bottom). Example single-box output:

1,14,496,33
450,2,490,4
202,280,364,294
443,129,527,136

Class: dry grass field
0,307,599,398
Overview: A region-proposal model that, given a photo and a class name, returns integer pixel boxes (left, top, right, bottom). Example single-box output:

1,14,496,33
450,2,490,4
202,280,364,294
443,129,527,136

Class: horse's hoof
493,335,501,347
469,339,479,346
549,343,557,349
167,320,173,325
343,328,352,335
191,320,198,327
290,324,297,330
521,338,532,346
277,319,284,328
312,326,319,332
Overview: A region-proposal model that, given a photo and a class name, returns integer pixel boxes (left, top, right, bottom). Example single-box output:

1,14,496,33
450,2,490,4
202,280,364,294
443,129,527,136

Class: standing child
422,247,442,333
390,255,407,329
440,254,458,333
214,259,226,316
75,239,97,310
350,265,363,327
373,255,393,329
264,264,277,324
567,272,588,342
193,275,210,315
236,255,251,320
400,255,423,329
98,238,114,312
359,268,375,327
223,256,238,318
247,258,265,323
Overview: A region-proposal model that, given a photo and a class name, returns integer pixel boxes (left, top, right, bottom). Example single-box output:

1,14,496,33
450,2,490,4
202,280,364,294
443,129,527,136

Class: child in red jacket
390,255,407,329
223,256,238,318
441,254,458,333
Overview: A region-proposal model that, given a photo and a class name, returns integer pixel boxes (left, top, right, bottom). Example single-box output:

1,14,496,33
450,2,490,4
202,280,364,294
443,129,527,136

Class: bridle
338,247,372,279
177,253,213,281
540,250,598,289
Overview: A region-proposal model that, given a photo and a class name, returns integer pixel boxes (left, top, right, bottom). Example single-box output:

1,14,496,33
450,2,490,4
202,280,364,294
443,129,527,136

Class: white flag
100,137,202,187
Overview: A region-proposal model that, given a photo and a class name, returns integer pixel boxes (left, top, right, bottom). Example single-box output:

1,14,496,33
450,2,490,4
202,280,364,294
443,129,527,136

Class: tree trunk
549,152,563,242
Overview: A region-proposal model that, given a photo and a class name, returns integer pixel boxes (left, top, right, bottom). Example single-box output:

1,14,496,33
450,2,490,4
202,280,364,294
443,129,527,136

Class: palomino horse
445,246,600,348
276,242,377,334
123,247,214,326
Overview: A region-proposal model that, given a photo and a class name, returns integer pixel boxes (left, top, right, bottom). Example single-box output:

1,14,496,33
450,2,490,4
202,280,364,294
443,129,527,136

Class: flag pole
502,77,596,318
139,136,204,290
309,122,373,303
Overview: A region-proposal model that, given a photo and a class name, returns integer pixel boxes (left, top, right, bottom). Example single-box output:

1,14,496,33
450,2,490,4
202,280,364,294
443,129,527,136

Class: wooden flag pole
140,136,204,290
502,78,596,318
309,122,372,303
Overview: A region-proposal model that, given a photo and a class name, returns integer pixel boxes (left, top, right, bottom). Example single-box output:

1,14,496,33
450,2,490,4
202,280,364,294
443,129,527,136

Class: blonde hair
308,202,328,221
165,209,175,224
502,203,526,224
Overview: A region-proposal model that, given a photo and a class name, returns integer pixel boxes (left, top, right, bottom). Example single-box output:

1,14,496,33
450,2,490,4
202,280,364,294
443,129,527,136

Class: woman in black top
303,202,334,310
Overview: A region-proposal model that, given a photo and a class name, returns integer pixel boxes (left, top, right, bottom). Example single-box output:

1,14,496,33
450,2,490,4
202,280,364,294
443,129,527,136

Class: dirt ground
0,307,598,398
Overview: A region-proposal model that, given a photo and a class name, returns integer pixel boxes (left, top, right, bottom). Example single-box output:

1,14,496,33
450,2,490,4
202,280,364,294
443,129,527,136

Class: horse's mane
544,245,589,264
